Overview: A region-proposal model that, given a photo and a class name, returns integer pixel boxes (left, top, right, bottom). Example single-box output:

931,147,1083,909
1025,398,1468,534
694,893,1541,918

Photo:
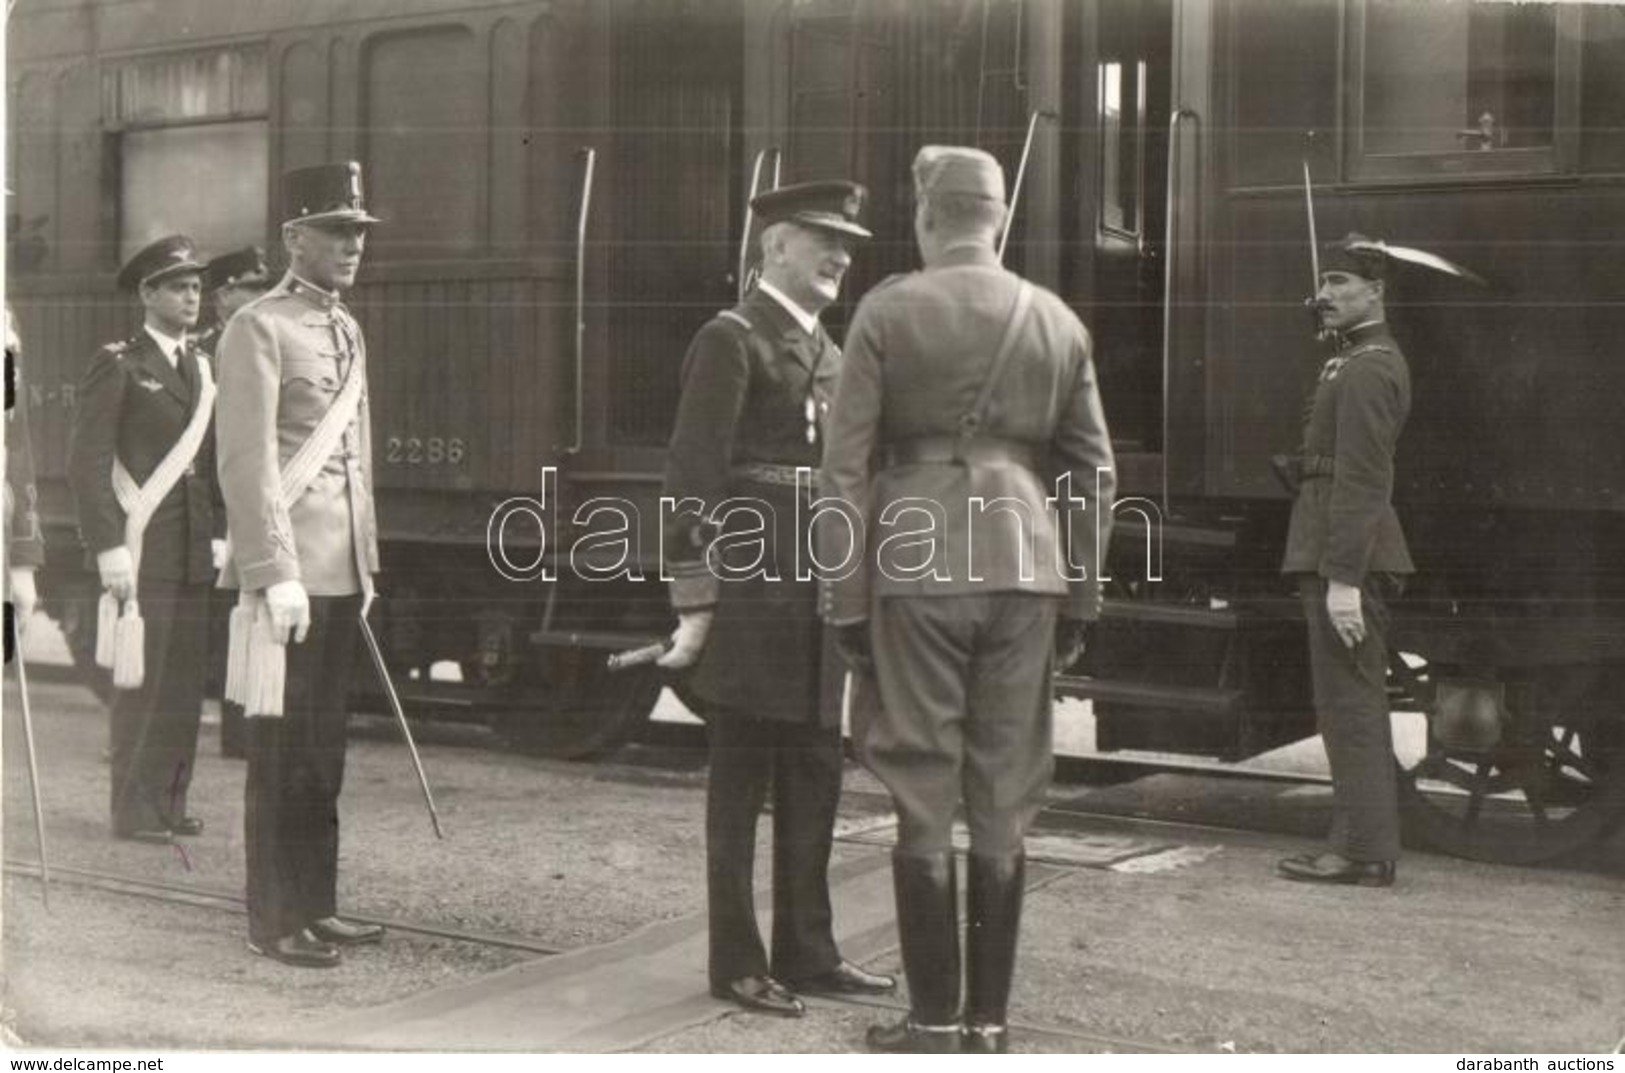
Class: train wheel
489,646,661,760
1392,659,1625,865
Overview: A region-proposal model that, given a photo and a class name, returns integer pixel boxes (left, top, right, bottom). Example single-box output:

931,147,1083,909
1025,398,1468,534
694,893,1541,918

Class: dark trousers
865,593,1057,856
245,594,360,944
110,579,209,834
1299,574,1402,861
705,710,843,987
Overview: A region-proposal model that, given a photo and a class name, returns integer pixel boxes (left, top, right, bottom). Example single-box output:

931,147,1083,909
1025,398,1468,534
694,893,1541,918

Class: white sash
110,355,217,590
224,350,369,716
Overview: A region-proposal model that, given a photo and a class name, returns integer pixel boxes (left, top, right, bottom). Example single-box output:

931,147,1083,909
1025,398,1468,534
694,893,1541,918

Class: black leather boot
962,851,1024,1053
866,851,961,1054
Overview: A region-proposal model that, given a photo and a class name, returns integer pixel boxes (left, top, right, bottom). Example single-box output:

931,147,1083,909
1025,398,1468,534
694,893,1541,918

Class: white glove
9,567,38,634
211,539,229,572
97,545,136,601
656,610,714,669
264,579,311,644
1325,580,1365,649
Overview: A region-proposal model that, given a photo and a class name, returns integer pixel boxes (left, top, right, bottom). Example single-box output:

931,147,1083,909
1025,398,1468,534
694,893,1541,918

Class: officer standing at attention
818,146,1115,1052
217,163,383,968
198,246,274,759
1277,234,1413,888
657,181,896,1017
7,305,46,643
68,236,218,844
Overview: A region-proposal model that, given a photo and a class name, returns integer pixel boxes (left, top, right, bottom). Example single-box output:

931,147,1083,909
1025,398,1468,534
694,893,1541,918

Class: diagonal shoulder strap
959,280,1034,437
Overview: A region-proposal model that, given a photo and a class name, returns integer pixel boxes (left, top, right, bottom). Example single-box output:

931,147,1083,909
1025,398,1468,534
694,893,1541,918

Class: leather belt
731,461,820,492
1300,454,1335,479
884,436,1038,471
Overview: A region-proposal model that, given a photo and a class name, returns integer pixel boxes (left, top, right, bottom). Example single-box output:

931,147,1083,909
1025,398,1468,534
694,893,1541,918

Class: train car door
1066,0,1210,508
586,0,743,474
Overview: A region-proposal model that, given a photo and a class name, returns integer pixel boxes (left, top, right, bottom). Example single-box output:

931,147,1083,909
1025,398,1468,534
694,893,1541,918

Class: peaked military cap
282,161,382,228
204,245,273,293
1322,232,1389,282
913,145,1006,204
116,234,205,292
751,180,871,239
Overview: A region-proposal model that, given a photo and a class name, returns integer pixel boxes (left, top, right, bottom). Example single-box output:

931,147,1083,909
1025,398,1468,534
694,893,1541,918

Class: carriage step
1054,675,1245,715
1099,600,1239,629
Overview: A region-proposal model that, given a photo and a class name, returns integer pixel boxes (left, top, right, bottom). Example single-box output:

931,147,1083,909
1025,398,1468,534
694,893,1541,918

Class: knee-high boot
963,851,1025,1053
865,851,961,1053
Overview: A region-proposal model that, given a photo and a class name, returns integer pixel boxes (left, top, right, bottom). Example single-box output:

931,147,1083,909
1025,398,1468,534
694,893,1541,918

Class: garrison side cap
117,234,205,293
751,180,872,239
1322,231,1388,282
282,161,382,228
204,245,273,292
912,145,1006,204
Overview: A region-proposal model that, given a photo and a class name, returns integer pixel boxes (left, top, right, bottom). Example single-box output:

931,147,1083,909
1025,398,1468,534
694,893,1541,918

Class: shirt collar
143,323,185,367
756,280,822,336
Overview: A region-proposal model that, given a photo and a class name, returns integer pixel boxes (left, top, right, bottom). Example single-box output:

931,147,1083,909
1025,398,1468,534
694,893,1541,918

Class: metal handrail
999,109,1055,263
567,146,596,456
1160,107,1200,514
737,146,781,302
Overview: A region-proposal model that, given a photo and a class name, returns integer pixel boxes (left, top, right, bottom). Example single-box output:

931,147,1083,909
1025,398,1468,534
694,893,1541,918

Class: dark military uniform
68,322,218,837
1282,319,1413,863
663,283,847,989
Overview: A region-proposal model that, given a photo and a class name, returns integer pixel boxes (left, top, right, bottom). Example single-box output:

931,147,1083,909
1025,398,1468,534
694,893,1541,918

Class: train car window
105,47,268,263
1580,4,1625,174
1098,60,1145,241
363,28,482,261
1227,0,1337,189
1349,0,1579,181
120,123,268,263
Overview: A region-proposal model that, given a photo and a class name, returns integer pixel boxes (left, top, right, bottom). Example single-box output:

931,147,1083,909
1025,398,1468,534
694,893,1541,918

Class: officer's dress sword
358,604,445,839
8,614,52,909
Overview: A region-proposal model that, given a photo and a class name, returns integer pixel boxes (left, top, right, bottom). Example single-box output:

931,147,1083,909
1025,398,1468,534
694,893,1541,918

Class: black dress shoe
709,975,805,1018
114,828,173,845
1277,852,1395,887
310,916,385,945
248,929,341,969
962,1024,1010,1053
866,1015,962,1054
168,817,204,837
786,959,896,996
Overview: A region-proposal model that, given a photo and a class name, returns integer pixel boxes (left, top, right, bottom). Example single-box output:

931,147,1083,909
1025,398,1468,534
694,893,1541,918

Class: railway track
1,856,1181,1054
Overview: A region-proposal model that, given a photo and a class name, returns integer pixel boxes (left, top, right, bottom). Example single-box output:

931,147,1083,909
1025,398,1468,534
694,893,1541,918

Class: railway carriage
9,0,1624,863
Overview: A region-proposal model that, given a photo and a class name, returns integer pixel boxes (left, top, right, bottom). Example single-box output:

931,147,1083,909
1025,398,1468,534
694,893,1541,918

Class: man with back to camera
818,146,1115,1052
198,245,274,760
657,180,896,1017
1277,233,1413,889
217,162,384,968
68,235,218,845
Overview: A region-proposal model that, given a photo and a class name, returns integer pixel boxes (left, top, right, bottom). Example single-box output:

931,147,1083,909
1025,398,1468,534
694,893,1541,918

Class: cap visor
794,215,873,240
139,262,206,288
285,209,383,228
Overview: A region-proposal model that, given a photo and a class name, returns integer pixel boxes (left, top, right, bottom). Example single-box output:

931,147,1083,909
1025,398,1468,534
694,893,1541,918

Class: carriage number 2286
385,435,468,466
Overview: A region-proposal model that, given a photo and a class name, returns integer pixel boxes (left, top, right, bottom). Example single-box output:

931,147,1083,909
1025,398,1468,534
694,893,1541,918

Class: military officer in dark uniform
68,235,217,844
7,305,46,644
199,246,274,759
217,162,384,968
819,147,1115,1052
1277,234,1414,888
658,180,895,1017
